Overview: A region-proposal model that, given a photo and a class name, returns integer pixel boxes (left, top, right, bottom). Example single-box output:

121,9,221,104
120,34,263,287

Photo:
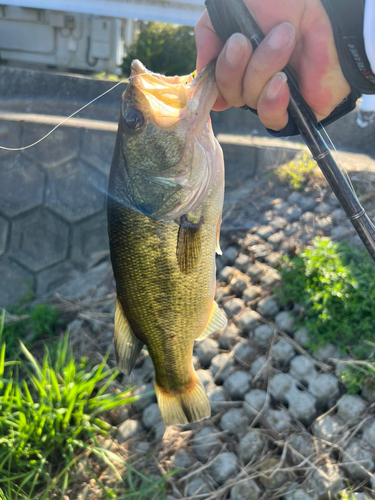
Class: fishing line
0,78,128,151
319,123,356,194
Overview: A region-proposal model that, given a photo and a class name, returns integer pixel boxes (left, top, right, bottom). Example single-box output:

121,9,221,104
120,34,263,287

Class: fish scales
108,60,227,425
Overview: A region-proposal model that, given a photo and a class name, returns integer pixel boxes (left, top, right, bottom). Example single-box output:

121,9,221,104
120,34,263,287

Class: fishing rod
205,0,375,264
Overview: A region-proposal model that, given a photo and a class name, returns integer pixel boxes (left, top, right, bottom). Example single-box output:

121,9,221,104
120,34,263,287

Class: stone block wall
0,117,117,307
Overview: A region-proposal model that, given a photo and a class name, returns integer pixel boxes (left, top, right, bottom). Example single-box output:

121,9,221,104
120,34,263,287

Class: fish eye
124,108,145,131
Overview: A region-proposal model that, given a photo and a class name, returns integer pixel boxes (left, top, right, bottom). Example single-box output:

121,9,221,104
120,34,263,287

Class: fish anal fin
154,372,210,426
114,299,143,376
196,300,227,341
216,216,222,255
176,215,203,274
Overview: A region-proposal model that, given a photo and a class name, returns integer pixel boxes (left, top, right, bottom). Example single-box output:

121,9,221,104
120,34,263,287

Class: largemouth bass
107,60,227,426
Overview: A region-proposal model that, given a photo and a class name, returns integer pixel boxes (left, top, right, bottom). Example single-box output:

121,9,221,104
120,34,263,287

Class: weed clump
276,153,323,190
278,238,375,392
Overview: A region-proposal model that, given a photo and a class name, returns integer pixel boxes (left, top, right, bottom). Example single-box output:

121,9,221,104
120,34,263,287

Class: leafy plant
276,153,323,190
0,314,138,499
122,22,196,76
278,238,375,391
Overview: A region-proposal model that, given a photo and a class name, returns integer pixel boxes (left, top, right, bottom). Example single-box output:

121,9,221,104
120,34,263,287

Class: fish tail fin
154,372,210,426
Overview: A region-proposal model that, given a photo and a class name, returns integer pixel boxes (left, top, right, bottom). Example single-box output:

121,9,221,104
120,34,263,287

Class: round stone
231,278,248,297
247,263,264,279
288,390,317,426
253,324,273,347
289,432,315,459
224,298,244,318
237,310,260,333
208,386,228,414
141,403,162,430
243,389,268,420
131,383,156,412
224,370,252,399
314,202,331,214
219,408,248,436
210,353,233,383
285,206,302,222
222,246,238,265
265,409,292,433
219,266,236,282
173,449,194,471
299,197,316,212
195,337,219,367
271,340,296,364
210,452,239,485
312,415,344,443
313,343,340,362
230,478,261,500
250,356,267,377
242,285,262,302
192,426,221,461
337,395,367,426
289,355,317,384
294,327,310,347
285,489,318,500
309,374,340,406
233,340,256,365
239,429,265,463
269,373,294,401
288,192,303,205
234,253,251,272
275,311,295,333
256,225,274,240
257,297,279,317
219,323,240,350
309,462,344,499
186,477,211,498
259,458,290,489
197,368,213,388
315,217,332,232
300,211,315,224
117,419,142,444
342,439,375,481
363,419,375,447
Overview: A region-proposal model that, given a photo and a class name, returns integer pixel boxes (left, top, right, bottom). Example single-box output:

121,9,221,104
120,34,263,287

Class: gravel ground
44,168,375,500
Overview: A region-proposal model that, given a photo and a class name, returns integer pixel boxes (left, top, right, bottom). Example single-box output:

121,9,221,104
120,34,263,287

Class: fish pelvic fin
154,372,210,426
196,300,227,341
114,299,143,376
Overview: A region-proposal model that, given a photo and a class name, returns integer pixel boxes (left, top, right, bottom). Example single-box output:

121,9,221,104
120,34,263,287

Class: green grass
278,238,375,392
276,153,323,190
2,292,62,355
0,312,141,499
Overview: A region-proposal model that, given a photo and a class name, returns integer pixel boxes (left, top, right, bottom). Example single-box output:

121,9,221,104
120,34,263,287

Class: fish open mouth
129,60,217,128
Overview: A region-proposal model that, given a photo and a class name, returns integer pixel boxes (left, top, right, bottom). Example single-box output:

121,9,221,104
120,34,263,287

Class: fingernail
225,33,248,66
266,72,288,99
268,22,295,50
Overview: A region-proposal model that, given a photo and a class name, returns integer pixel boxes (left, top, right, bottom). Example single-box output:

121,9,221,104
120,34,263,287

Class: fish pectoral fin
196,300,227,341
114,299,143,376
154,372,210,426
176,215,202,274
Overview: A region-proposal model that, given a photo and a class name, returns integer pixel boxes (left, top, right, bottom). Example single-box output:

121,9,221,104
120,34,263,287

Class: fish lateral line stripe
0,78,128,151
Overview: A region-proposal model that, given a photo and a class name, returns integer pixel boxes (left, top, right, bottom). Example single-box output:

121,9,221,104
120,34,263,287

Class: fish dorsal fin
114,299,143,376
216,216,222,255
176,215,202,274
196,301,227,341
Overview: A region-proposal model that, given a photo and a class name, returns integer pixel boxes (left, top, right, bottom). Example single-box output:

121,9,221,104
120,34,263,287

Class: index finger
194,10,224,73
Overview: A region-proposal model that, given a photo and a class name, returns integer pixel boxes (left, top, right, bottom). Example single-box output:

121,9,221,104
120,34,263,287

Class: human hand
195,0,351,131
